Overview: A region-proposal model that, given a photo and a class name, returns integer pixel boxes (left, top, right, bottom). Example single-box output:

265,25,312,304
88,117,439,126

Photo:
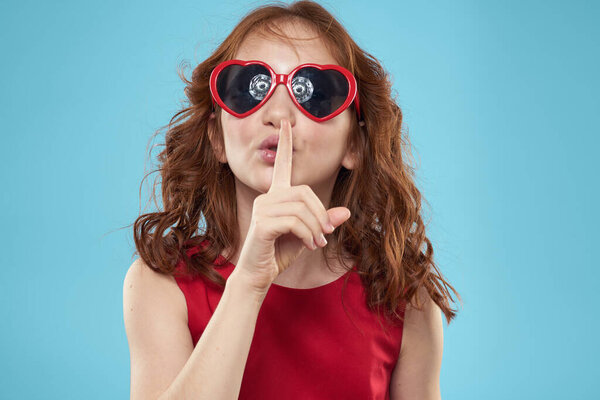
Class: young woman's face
214,22,357,195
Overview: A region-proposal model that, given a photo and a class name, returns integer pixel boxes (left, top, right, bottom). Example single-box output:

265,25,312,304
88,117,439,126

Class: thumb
326,207,352,230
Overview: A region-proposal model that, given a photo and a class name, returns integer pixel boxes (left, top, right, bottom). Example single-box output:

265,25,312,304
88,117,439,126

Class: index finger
269,119,293,190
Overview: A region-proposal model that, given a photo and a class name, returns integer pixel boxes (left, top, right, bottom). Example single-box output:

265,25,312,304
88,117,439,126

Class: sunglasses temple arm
355,94,363,122
211,97,216,112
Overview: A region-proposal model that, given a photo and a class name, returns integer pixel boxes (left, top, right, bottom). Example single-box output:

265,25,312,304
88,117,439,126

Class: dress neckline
269,265,356,291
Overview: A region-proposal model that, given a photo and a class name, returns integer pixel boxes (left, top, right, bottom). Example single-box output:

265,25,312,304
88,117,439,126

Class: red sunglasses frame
209,59,362,122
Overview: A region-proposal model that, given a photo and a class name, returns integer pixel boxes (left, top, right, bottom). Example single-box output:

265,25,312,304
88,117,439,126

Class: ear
208,112,227,164
341,136,359,170
342,121,365,169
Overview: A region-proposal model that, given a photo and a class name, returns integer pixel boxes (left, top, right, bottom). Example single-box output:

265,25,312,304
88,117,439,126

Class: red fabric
173,242,406,399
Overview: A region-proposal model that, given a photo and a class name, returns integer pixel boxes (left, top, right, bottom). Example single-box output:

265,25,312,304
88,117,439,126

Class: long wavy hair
133,0,461,326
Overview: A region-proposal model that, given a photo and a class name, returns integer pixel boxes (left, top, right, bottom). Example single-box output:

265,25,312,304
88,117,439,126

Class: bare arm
123,258,266,400
389,286,444,400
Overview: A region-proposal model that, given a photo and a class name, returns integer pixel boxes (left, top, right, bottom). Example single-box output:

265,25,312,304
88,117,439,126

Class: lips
259,134,295,152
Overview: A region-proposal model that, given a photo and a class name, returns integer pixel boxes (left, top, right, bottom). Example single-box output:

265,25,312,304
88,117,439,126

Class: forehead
234,22,338,75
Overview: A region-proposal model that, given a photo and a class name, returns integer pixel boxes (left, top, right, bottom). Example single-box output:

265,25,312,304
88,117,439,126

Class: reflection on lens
294,67,349,118
291,76,313,103
216,64,271,114
249,74,271,101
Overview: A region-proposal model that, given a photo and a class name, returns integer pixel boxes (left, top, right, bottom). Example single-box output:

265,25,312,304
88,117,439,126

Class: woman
124,1,461,399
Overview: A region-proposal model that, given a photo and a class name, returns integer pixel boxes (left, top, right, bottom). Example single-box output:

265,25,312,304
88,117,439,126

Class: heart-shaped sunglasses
209,59,362,122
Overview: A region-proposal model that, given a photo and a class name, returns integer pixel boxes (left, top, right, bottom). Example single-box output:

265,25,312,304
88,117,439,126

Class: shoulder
401,286,443,355
123,258,188,324
389,286,444,399
123,258,195,399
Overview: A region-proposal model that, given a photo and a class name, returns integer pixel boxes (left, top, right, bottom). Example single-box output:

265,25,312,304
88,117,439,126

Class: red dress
173,242,406,399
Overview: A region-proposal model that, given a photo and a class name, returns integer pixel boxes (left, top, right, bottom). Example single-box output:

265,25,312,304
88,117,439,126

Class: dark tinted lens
216,64,271,114
293,67,349,118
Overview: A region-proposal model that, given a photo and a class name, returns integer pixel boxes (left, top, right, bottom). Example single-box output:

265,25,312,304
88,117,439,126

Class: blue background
1,0,598,398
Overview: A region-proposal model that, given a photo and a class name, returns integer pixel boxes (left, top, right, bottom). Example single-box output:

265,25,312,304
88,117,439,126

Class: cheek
306,119,351,152
221,116,254,151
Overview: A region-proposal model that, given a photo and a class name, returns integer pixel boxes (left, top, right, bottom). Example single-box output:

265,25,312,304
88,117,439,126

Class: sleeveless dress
173,241,406,399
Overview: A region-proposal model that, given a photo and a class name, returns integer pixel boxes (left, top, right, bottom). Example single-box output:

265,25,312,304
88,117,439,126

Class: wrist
227,269,270,305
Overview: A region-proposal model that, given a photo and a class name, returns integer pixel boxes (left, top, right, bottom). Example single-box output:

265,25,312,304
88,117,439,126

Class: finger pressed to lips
266,120,334,242
269,119,293,190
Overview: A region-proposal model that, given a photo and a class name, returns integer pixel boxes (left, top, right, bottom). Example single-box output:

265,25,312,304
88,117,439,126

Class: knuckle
292,216,303,230
322,212,331,228
293,202,304,214
303,186,316,205
294,217,308,235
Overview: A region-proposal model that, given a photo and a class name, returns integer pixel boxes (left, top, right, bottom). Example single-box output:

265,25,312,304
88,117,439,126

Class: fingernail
319,233,327,246
312,238,318,250
326,223,335,233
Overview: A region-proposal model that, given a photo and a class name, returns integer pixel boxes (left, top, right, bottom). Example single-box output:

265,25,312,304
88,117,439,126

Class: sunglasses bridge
274,73,291,84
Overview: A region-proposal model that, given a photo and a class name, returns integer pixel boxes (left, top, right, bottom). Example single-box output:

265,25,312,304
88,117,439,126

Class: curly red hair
132,0,461,326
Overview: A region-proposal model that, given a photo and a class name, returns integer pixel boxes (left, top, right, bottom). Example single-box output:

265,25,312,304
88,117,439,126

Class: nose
261,82,297,128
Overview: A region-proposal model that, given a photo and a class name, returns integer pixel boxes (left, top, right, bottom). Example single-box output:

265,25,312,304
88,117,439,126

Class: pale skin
123,20,444,400
209,26,359,287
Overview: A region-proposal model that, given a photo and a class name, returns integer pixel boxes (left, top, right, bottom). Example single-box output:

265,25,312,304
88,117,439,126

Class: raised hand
231,119,352,296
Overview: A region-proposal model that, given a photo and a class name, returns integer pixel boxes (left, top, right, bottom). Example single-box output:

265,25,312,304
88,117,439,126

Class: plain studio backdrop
1,0,598,398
